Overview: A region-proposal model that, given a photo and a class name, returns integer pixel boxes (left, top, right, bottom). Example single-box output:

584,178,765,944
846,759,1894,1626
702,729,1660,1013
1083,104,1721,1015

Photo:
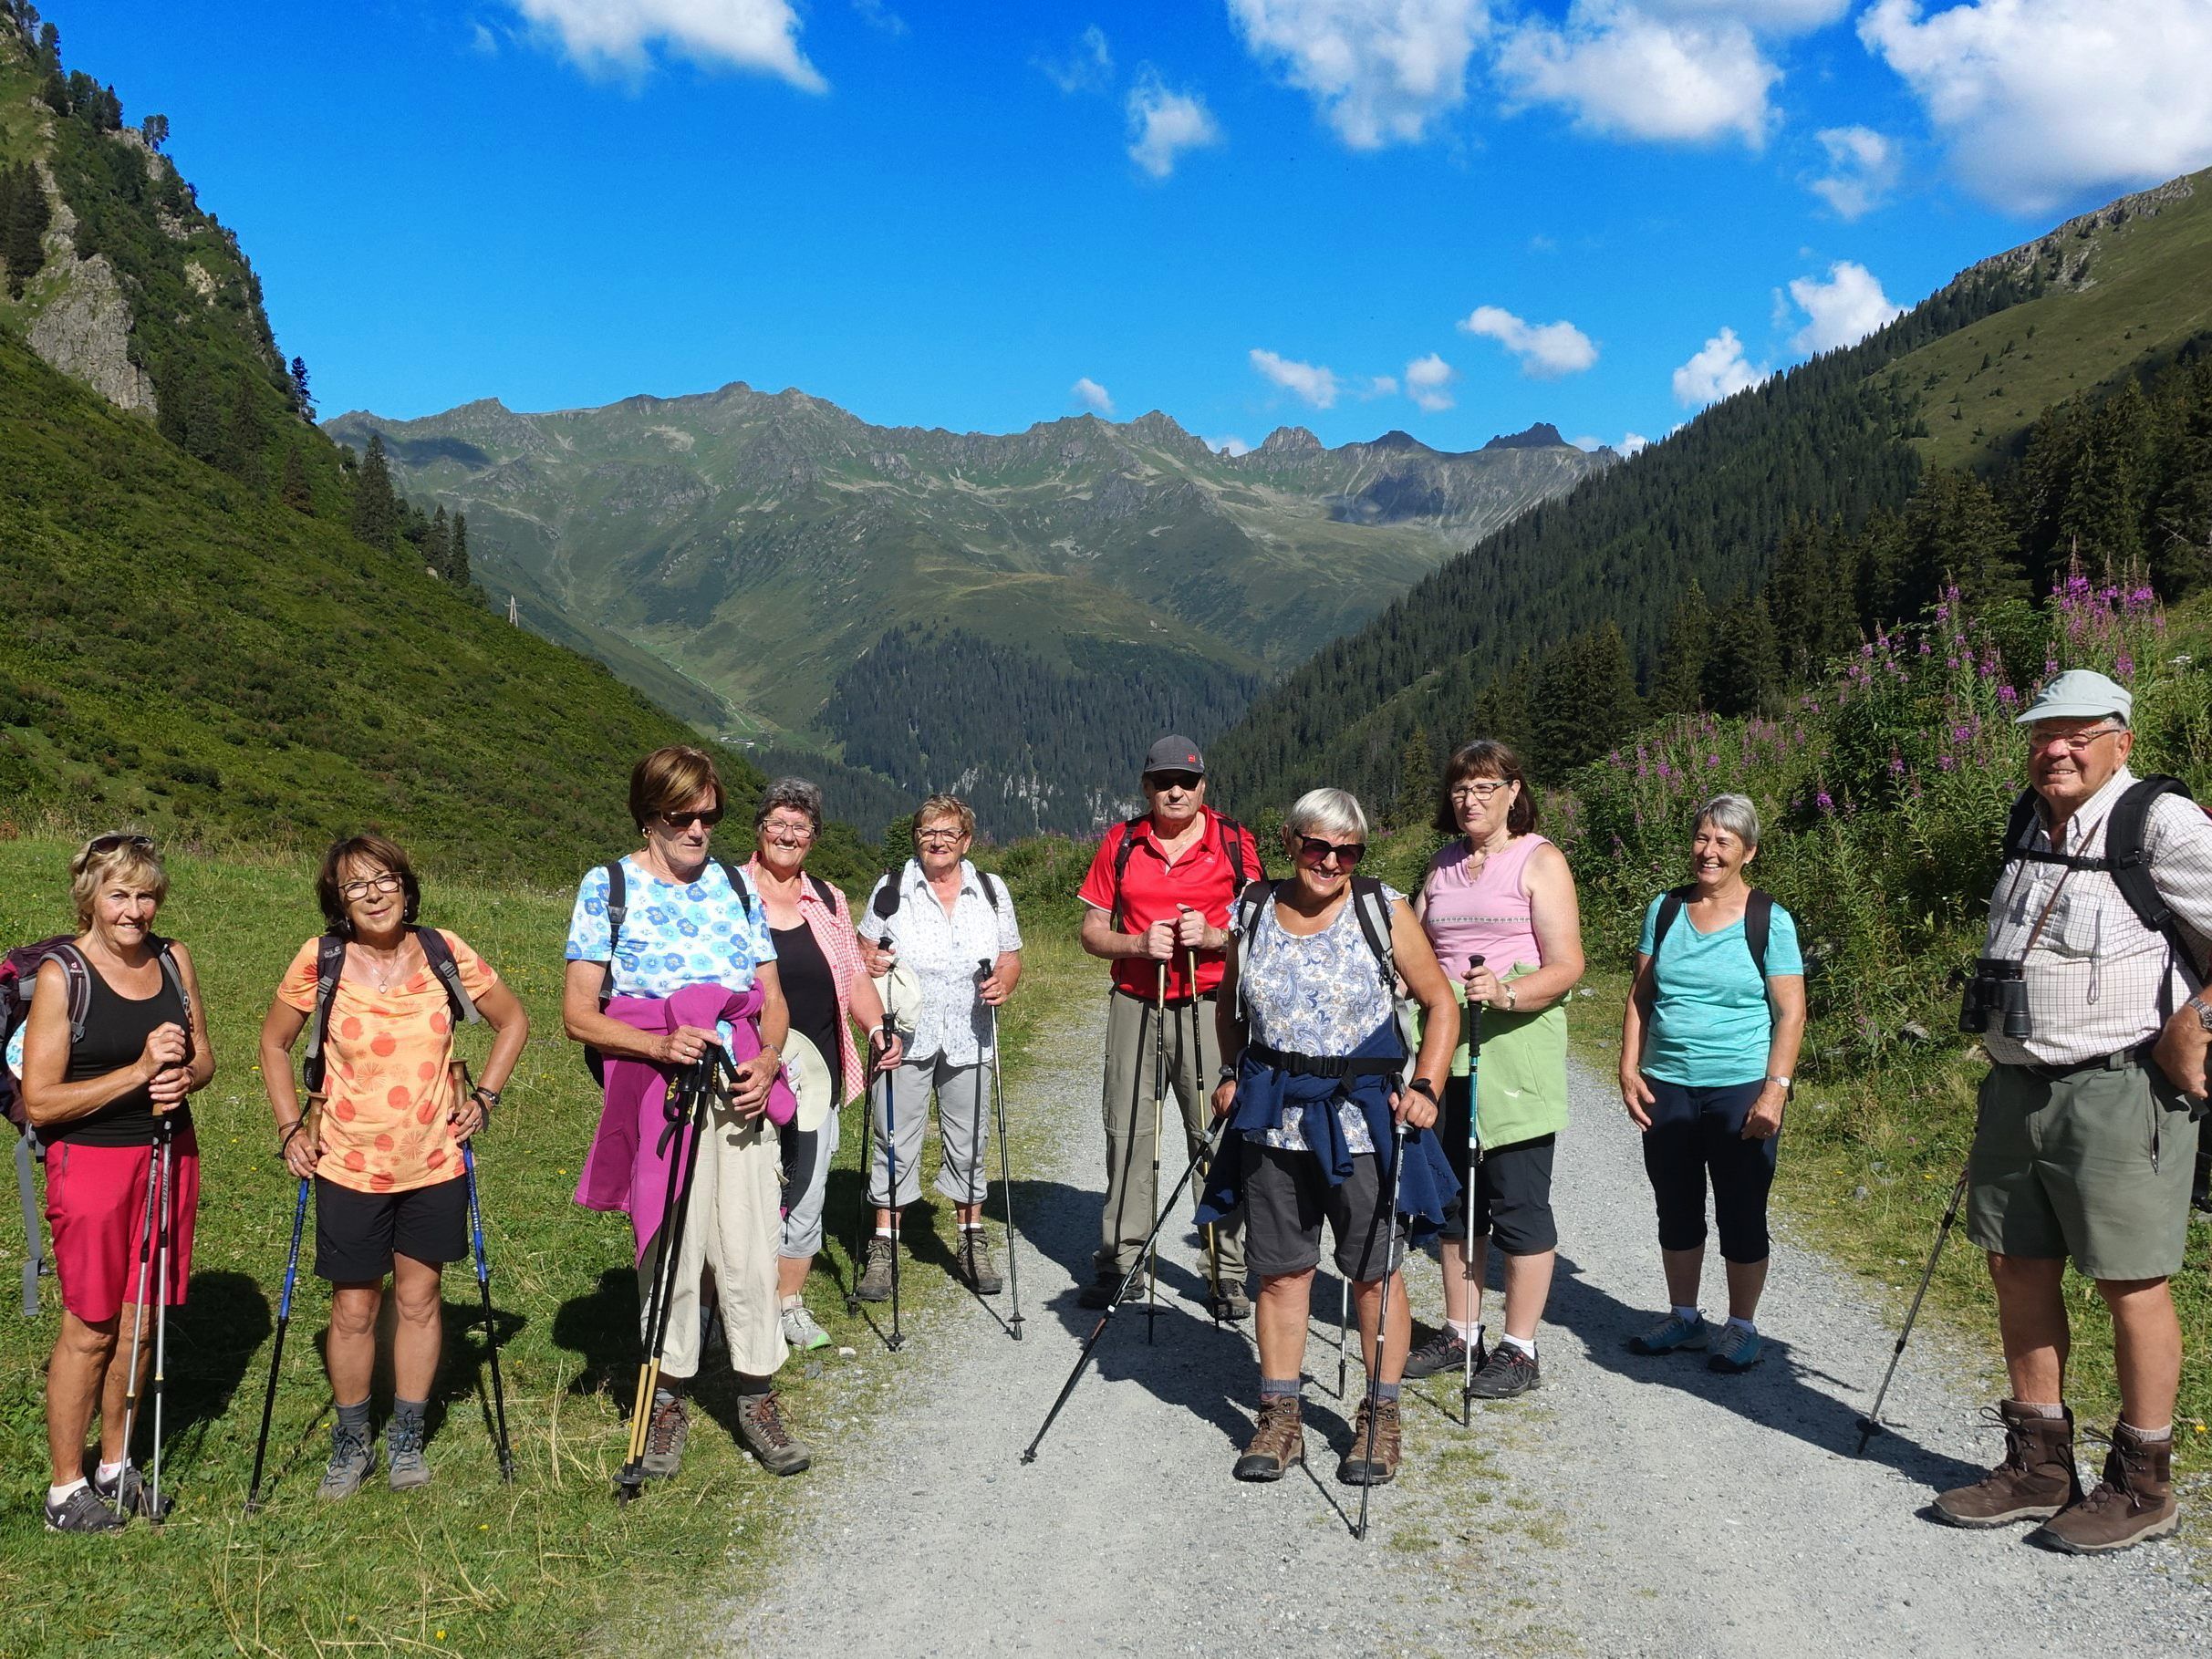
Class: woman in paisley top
1199,788,1459,1489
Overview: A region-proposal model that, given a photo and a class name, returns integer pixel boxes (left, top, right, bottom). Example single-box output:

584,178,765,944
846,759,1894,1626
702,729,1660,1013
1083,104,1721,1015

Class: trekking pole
1855,1164,1970,1457
981,959,1023,1341
1023,1116,1230,1464
1147,962,1168,1342
112,1131,164,1519
16,1135,41,1316
1461,954,1485,1430
617,1054,715,1504
462,1144,515,1482
148,1115,174,1524
244,1177,311,1515
1181,925,1224,1326
846,1034,878,1314
881,1013,905,1353
1354,1116,1410,1543
1335,1277,1351,1398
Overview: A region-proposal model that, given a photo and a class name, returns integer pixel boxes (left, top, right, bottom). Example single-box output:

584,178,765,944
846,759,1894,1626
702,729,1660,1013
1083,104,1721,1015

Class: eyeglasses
2029,724,2124,755
338,872,403,901
656,808,723,831
760,817,815,845
916,828,967,846
1145,772,1203,793
1449,781,1513,803
87,832,155,855
1295,835,1366,868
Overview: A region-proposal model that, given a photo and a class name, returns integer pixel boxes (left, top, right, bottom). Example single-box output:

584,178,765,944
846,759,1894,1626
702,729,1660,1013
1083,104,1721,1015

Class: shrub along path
730,1001,2211,1656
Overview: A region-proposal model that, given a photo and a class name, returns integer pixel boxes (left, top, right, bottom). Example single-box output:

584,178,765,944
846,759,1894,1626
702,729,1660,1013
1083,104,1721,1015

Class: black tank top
770,922,842,1094
53,955,192,1147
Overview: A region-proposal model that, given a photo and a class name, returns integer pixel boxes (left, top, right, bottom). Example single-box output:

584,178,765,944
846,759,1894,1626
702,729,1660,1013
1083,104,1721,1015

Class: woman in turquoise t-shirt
1618,794,1806,1374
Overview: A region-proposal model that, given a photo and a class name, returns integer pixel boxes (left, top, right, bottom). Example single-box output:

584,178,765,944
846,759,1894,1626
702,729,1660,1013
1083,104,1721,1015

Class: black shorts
315,1174,468,1281
1239,1136,1405,1284
1438,1079,1558,1254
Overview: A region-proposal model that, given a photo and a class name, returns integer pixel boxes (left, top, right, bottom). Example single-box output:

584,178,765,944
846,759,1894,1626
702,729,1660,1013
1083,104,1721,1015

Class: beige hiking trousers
637,1101,786,1381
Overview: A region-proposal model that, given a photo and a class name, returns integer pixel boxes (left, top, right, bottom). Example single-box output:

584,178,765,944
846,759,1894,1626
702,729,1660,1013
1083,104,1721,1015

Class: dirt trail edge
727,999,2209,1657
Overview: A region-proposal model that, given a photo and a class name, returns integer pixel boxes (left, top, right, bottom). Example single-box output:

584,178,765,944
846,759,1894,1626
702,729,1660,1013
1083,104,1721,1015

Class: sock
2120,1419,2173,1443
1672,1305,1700,1323
336,1398,371,1438
780,1292,804,1311
2010,1399,2066,1419
734,1372,772,1397
1446,1317,1479,1343
874,1226,894,1239
96,1458,125,1486
1501,1332,1536,1358
1376,1381,1402,1402
47,1478,87,1509
1259,1375,1301,1400
1725,1315,1756,1335
391,1397,427,1437
961,1220,983,1233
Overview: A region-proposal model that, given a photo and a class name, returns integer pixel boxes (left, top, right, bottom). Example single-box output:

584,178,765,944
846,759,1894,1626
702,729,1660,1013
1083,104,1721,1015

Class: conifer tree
1649,578,1712,714
288,356,312,415
450,512,471,586
350,433,398,548
1531,623,1639,772
1704,594,1781,716
1393,726,1435,829
279,446,313,514
424,506,452,577
878,814,915,876
1768,518,1855,682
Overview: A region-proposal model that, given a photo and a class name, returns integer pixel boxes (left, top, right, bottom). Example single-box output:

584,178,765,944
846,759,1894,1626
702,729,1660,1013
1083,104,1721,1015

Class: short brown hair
916,793,975,839
629,745,725,832
70,832,168,929
1433,738,1538,837
317,832,421,936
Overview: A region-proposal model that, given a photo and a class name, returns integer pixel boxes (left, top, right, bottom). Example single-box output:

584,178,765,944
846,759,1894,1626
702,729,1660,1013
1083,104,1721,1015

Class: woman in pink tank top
1407,738,1585,1402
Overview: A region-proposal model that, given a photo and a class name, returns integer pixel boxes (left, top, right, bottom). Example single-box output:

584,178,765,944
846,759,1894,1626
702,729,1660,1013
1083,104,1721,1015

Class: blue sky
59,2,2212,453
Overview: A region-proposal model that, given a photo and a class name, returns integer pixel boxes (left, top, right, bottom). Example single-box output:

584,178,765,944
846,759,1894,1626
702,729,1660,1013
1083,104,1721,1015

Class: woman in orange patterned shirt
258,833,527,1498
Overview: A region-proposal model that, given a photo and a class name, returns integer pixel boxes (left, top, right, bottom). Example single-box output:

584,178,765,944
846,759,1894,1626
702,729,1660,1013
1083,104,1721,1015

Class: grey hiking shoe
642,1391,689,1479
857,1236,897,1302
957,1229,1003,1295
318,1424,376,1500
1208,1280,1252,1322
1465,1342,1540,1399
387,1420,430,1491
90,1460,173,1522
45,1483,125,1533
781,1300,832,1353
735,1391,811,1477
1402,1326,1484,1381
1627,1311,1708,1355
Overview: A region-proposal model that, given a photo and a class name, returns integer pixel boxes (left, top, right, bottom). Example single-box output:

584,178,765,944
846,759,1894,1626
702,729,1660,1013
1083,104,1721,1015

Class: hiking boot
642,1390,689,1478
1627,1311,1708,1355
1465,1342,1540,1399
2031,1423,2177,1554
1931,1403,2082,1528
1706,1322,1763,1374
1077,1268,1146,1309
387,1420,431,1491
1208,1280,1252,1322
318,1423,376,1500
1402,1325,1484,1381
781,1300,832,1353
857,1236,897,1302
1337,1395,1404,1487
957,1229,1003,1295
44,1483,125,1534
90,1460,173,1522
735,1390,812,1477
1232,1395,1304,1482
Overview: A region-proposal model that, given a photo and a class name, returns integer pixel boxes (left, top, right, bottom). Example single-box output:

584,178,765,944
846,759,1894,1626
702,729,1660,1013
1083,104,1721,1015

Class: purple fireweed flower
1816,790,1835,814
1999,685,2018,705
1938,754,1956,772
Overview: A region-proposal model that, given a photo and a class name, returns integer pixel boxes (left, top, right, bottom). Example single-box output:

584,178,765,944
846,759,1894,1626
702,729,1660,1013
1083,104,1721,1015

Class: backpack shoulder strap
47,943,92,1046
1231,876,1276,939
1651,887,1691,960
871,869,903,922
2001,788,2043,859
302,933,348,1093
413,928,482,1026
602,859,628,954
1348,876,1396,980
981,871,1005,912
2103,777,2188,934
714,858,753,918
807,873,835,908
1744,889,1773,980
1109,817,1145,931
1216,814,1251,890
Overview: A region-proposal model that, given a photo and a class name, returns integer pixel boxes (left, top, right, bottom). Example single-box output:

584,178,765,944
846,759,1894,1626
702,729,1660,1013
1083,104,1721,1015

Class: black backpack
2000,775,2212,972
1231,876,1405,1037
584,857,758,1083
1109,813,1251,929
5,936,191,1140
303,928,480,1097
1650,887,1777,980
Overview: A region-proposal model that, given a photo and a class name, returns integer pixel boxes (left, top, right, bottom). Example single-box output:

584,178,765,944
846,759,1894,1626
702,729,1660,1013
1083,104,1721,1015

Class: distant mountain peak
1365,430,1432,452
1482,422,1566,451
1259,425,1322,453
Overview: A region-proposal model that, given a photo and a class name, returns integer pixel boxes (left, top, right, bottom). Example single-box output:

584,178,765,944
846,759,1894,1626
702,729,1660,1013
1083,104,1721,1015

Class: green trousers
1097,990,1246,1285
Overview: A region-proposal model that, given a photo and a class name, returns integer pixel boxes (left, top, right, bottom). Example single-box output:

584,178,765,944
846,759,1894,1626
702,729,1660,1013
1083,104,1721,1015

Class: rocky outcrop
26,253,157,416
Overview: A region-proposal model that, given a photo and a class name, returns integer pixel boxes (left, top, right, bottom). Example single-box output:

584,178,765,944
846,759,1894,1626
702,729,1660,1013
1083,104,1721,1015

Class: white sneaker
781,1301,831,1353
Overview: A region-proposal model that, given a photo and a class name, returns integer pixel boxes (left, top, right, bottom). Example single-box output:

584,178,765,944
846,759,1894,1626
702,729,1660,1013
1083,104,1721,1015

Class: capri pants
1639,1077,1776,1264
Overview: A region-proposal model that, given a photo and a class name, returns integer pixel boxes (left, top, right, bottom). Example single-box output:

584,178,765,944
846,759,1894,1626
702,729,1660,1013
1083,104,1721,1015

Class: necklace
354,938,412,992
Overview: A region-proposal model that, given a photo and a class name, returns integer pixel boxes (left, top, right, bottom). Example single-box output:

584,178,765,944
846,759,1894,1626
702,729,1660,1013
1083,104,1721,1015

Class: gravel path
730,999,2208,1656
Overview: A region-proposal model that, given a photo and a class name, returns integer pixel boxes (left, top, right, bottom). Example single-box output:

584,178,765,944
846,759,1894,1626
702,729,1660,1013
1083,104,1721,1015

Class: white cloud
1810,124,1899,218
1495,1,1780,149
1039,24,1114,92
1250,348,1341,408
1404,352,1457,412
1458,305,1600,378
1573,430,1652,454
1210,434,1253,456
1071,377,1116,415
471,21,502,53
1127,72,1222,178
1672,326,1769,406
1227,0,1490,149
1358,374,1400,399
508,0,824,88
852,0,907,37
1787,260,1904,354
1860,0,2212,214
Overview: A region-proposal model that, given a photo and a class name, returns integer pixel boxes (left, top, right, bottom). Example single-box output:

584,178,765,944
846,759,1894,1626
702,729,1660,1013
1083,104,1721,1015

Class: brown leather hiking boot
2032,1423,2177,1554
1337,1395,1403,1488
1932,1402,2082,1528
735,1389,812,1478
957,1229,1003,1295
1232,1396,1304,1483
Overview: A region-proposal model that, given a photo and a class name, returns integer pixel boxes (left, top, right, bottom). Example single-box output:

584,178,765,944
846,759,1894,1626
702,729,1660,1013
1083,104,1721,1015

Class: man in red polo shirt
1076,736,1260,1318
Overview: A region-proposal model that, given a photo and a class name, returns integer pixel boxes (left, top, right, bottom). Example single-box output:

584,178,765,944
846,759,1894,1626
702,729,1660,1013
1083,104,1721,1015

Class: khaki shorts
1966,1056,2198,1281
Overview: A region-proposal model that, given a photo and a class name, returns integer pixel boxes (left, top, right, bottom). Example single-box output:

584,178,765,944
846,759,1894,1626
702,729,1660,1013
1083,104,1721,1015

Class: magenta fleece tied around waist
574,981,795,1260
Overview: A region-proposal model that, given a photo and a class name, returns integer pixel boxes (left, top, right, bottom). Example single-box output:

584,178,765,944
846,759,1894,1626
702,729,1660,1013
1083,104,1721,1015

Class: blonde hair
916,793,975,839
70,832,168,929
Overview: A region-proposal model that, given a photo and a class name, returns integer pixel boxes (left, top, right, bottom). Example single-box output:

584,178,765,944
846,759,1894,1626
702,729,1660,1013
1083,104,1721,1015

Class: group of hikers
16,664,2211,1559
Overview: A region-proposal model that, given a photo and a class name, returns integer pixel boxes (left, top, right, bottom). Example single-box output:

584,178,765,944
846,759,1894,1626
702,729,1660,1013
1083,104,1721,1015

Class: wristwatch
1765,1073,1792,1090
1408,1077,1439,1103
2190,996,2212,1033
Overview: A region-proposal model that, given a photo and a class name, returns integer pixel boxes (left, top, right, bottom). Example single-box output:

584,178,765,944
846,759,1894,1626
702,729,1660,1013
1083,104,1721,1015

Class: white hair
1285,787,1369,842
1695,793,1760,848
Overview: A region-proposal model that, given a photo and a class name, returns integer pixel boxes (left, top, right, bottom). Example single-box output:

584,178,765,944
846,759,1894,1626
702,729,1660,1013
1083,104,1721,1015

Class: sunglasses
656,808,723,831
1295,835,1366,868
88,832,155,855
1146,772,1203,792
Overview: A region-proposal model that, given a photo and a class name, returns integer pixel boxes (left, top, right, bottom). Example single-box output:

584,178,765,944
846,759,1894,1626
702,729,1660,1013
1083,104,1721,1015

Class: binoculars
1958,958,2030,1039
